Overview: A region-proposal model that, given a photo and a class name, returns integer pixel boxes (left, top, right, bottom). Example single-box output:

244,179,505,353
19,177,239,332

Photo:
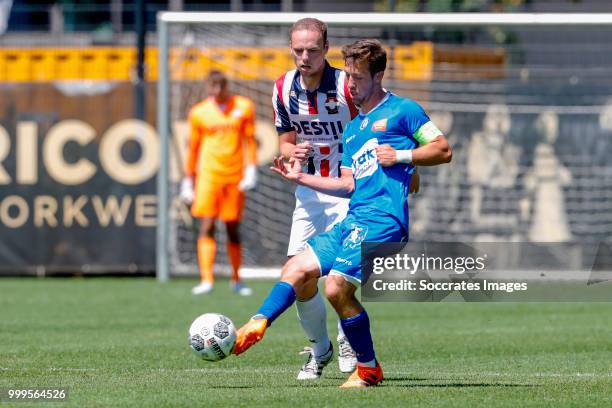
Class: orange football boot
340,361,384,388
232,318,268,355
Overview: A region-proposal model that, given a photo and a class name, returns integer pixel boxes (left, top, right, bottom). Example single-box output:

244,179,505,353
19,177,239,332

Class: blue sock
340,310,376,363
255,282,296,325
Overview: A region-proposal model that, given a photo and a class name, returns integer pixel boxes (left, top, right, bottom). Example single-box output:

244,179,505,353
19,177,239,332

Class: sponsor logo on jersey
345,134,357,144
351,138,379,180
360,118,369,130
343,224,368,249
291,120,344,137
371,118,387,132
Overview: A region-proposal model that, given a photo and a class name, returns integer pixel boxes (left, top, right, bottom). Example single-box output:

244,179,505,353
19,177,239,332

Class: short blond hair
290,18,327,44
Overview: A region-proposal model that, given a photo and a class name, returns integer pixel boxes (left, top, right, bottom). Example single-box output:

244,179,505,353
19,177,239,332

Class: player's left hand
238,165,258,191
270,156,301,182
179,177,195,204
375,144,397,167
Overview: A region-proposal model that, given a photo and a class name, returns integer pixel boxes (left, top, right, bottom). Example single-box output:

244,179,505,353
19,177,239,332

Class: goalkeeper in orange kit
181,70,258,296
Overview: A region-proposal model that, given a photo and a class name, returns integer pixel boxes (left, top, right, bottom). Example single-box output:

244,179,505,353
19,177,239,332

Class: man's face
207,79,229,101
345,60,381,106
290,29,328,78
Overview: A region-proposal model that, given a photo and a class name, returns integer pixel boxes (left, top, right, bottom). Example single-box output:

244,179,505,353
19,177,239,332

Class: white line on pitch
2,367,610,378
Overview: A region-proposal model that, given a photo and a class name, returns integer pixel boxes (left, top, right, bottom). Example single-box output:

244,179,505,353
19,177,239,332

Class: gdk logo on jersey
351,138,379,180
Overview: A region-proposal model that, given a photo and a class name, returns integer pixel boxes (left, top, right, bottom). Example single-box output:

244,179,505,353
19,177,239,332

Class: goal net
157,13,612,280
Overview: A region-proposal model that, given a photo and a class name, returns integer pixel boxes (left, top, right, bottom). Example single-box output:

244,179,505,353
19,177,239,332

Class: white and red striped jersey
273,63,357,178
273,62,357,204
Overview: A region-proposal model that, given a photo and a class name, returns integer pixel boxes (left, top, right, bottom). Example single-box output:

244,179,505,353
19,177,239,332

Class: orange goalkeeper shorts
191,179,244,222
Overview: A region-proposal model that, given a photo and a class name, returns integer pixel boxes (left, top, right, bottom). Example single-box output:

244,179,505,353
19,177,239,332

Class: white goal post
156,12,612,282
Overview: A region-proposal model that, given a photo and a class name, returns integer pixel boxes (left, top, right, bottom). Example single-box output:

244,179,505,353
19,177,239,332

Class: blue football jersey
340,92,439,229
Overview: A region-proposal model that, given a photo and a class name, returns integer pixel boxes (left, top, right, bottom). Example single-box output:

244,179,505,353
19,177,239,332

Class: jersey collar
291,61,337,95
208,95,235,114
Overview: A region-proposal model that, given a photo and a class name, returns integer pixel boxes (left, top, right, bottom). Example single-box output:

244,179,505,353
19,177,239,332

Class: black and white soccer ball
188,313,236,362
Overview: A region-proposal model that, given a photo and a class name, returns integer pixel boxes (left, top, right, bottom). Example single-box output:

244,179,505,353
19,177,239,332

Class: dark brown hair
341,39,387,77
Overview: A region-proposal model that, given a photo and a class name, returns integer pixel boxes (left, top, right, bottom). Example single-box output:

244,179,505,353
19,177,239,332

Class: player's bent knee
280,255,320,290
294,276,319,301
280,266,306,289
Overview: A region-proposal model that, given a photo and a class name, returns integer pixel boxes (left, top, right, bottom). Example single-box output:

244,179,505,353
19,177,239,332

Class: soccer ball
188,313,236,362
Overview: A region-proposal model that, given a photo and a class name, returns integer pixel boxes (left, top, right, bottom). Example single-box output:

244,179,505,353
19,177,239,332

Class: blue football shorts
307,210,407,287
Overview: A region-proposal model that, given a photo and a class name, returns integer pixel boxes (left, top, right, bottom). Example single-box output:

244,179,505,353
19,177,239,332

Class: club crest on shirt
360,118,369,130
324,93,339,114
343,224,369,249
371,118,387,132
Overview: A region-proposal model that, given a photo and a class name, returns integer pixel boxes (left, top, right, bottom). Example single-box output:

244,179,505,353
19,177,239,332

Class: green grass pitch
1,278,611,407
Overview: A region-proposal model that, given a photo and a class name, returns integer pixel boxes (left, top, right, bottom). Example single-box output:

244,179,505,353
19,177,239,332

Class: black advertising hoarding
0,83,159,274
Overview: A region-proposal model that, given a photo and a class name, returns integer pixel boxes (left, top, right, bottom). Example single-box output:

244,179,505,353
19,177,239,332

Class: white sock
296,291,330,357
337,318,346,340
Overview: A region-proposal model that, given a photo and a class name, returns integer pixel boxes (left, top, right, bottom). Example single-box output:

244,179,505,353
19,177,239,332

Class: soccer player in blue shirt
232,39,452,387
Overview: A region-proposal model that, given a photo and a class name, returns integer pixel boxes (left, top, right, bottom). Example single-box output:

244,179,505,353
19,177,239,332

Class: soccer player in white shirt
273,18,355,380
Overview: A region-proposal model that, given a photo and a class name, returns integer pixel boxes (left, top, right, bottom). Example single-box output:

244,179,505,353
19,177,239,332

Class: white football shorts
287,197,349,257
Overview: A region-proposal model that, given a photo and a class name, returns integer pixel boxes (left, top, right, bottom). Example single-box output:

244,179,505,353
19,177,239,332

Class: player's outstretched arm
271,158,354,198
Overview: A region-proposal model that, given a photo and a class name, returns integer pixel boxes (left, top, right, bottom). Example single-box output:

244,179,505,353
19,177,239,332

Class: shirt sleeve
184,107,202,177
402,100,443,146
272,78,294,134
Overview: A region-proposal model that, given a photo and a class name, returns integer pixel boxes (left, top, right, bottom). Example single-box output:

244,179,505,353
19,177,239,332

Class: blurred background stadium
1,0,612,278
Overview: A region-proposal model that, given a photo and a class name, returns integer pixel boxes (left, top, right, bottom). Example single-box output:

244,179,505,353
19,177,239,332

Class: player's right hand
290,142,312,162
270,156,301,182
375,144,397,167
180,177,194,204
